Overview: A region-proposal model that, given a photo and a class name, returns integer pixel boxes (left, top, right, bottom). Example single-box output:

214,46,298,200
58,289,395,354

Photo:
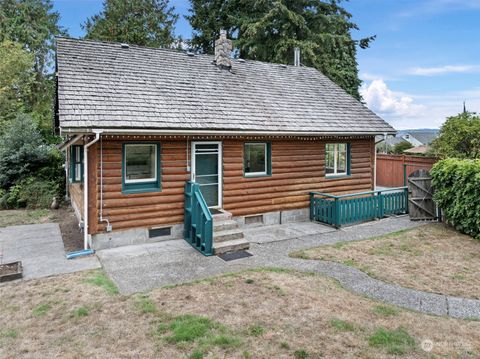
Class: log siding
83,136,375,234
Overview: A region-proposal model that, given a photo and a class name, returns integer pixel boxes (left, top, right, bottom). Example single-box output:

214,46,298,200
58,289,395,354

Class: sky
52,0,480,130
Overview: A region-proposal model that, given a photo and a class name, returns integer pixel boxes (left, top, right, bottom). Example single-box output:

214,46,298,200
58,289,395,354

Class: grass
368,327,416,355
32,303,52,317
329,318,356,332
1,268,479,358
135,295,157,314
0,329,17,339
84,270,118,295
155,314,241,358
0,208,54,228
372,305,399,317
291,223,480,299
294,349,309,358
248,325,264,337
73,306,89,318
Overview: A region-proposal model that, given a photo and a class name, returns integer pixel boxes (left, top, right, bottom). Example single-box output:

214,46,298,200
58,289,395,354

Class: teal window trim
122,142,161,194
243,141,272,178
70,145,84,183
325,143,351,179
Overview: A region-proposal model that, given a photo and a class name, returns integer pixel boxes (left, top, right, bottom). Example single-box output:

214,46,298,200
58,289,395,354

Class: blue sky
52,0,480,130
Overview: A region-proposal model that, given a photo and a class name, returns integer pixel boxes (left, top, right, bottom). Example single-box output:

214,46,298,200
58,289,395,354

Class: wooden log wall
69,183,84,217
90,136,375,234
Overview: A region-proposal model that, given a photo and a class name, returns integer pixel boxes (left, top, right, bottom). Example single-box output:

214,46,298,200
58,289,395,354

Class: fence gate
407,169,437,220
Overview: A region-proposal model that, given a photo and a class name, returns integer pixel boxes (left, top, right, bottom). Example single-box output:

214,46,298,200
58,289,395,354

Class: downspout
83,130,102,250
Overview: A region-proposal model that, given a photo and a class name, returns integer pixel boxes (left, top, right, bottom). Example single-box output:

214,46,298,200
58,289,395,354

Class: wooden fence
376,154,437,188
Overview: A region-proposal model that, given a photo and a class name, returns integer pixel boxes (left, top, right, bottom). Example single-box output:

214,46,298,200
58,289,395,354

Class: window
325,143,350,177
122,143,161,193
244,142,271,177
70,145,83,182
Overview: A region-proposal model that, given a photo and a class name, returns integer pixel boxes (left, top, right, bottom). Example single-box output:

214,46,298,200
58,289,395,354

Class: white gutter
83,130,102,250
61,128,396,137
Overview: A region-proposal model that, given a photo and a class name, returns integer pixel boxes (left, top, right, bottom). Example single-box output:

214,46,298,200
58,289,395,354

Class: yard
1,268,479,358
291,223,480,299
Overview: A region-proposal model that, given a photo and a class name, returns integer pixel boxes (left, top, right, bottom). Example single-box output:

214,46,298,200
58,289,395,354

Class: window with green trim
325,143,350,177
244,142,271,177
122,143,161,193
70,145,83,182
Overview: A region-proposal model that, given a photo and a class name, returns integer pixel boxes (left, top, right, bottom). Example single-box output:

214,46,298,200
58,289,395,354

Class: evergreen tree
187,0,374,99
83,0,178,48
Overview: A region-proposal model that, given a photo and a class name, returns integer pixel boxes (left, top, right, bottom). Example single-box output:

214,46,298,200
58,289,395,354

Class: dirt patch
292,223,480,299
51,207,83,252
0,268,479,358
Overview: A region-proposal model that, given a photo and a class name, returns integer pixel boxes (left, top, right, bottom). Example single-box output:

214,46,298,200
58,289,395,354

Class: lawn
1,268,479,358
0,209,55,228
291,223,480,299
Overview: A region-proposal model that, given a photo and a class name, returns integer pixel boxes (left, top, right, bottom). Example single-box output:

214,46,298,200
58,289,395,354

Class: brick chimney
215,29,232,69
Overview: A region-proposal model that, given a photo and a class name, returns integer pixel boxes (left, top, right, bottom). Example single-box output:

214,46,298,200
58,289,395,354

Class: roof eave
60,127,397,137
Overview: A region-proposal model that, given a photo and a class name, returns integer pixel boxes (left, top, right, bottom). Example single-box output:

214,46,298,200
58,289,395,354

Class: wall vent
149,227,171,238
245,215,263,225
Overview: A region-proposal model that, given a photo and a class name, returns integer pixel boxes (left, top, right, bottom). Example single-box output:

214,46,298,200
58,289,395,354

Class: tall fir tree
187,0,374,100
83,0,178,48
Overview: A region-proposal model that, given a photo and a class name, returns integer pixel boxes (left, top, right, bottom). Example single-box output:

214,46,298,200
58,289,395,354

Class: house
55,33,395,254
376,129,438,154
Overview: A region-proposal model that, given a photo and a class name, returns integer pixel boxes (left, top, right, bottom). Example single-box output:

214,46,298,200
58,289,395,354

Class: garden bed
291,223,480,299
0,261,22,282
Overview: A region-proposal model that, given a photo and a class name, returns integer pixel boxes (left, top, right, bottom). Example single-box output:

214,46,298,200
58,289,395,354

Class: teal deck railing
184,181,213,256
310,187,408,228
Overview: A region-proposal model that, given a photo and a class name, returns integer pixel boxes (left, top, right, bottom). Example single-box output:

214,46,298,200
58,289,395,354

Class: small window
325,143,350,177
70,145,83,182
244,142,271,177
122,143,161,193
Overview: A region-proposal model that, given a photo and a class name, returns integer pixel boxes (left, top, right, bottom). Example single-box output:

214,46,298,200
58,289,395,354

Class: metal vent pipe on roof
294,47,300,67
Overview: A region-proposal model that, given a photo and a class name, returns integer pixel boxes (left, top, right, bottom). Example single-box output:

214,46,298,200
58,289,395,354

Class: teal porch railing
310,187,408,228
184,181,213,256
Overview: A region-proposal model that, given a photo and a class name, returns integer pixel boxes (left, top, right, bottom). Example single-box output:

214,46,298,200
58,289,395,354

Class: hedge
430,158,480,239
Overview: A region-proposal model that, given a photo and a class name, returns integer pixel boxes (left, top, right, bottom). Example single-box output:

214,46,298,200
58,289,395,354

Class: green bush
2,177,60,209
431,158,480,239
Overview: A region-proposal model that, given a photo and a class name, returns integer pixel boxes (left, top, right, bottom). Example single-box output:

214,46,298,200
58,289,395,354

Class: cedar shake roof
55,37,395,135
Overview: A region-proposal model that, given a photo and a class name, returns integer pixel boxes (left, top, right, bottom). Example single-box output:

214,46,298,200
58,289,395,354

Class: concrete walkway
0,223,100,280
97,216,480,320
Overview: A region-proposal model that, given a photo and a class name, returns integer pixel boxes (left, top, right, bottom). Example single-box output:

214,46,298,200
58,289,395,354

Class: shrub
2,177,59,209
431,158,480,239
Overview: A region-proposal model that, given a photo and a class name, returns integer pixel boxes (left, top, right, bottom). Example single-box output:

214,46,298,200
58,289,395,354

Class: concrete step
212,210,232,221
213,219,239,232
213,238,250,255
213,228,244,243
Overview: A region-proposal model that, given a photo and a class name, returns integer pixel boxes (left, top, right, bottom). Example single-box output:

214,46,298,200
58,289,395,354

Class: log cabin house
55,33,395,255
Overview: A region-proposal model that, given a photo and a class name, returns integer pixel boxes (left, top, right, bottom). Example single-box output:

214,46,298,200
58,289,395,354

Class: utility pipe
83,130,102,250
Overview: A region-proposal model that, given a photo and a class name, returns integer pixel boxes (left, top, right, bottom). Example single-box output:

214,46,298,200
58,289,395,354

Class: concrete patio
97,216,412,293
0,223,100,281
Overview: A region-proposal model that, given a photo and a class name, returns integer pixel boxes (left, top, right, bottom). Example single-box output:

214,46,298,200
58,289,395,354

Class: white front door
191,142,222,208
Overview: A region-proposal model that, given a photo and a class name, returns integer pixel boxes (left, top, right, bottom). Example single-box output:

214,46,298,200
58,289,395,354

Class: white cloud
360,79,480,130
409,65,479,76
360,79,424,117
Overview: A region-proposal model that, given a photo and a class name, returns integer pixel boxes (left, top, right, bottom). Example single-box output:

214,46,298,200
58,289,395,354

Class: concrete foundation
91,208,309,250
92,223,184,250
234,208,309,228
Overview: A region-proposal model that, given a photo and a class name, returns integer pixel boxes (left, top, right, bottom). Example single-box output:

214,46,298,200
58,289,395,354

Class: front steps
212,211,249,254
